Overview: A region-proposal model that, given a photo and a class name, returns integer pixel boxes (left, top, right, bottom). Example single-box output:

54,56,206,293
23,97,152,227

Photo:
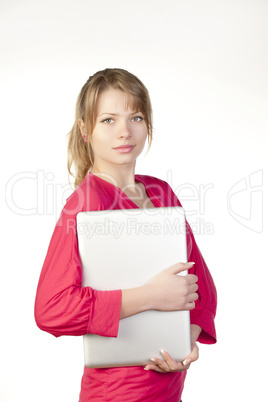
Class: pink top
35,173,217,401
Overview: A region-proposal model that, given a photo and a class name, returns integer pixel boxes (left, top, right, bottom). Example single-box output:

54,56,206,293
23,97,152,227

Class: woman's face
90,87,148,173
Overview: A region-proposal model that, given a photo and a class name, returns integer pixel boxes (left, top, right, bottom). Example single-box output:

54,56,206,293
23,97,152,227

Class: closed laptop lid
77,206,191,368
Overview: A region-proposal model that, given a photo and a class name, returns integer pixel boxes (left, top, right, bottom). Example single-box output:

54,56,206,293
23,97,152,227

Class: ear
78,119,87,137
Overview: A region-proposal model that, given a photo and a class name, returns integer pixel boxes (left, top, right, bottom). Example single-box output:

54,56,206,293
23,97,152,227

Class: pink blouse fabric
35,173,217,401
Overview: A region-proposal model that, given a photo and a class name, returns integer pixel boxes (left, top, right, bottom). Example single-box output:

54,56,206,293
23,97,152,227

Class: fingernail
160,349,165,355
151,357,156,362
183,359,191,366
188,262,195,265
144,366,150,370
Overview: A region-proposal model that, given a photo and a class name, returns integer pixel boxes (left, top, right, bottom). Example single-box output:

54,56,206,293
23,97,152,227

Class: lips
113,145,135,153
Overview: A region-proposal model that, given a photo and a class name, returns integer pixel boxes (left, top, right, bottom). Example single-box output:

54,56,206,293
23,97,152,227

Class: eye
102,118,114,124
131,116,143,122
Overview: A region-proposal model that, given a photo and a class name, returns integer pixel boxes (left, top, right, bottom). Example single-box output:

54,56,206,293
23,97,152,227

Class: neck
91,162,137,192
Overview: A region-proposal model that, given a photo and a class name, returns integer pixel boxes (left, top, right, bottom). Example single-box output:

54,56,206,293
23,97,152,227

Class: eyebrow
98,111,141,117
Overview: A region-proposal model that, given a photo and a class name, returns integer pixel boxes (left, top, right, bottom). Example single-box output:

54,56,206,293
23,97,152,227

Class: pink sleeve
34,203,122,338
187,221,217,344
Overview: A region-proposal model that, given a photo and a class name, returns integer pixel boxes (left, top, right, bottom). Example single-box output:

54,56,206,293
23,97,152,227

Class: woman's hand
120,262,198,319
144,325,201,373
144,262,198,312
144,343,199,373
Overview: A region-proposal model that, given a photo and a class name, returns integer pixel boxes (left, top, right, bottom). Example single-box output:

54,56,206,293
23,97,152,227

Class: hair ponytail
67,120,94,189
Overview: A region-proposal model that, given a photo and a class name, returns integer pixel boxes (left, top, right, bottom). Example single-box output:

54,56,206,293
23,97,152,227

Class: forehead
95,87,138,115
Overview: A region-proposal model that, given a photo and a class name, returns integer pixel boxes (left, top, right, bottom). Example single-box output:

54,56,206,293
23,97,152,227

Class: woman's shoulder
63,173,112,215
63,175,89,211
54,174,107,228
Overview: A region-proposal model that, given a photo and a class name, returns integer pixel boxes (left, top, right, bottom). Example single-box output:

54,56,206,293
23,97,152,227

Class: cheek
134,123,148,138
91,129,110,148
139,127,149,143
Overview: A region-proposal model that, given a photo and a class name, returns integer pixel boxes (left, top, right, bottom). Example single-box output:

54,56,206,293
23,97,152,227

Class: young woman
35,68,217,401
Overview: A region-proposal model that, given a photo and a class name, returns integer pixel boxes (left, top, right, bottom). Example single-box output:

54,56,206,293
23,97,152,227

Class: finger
160,350,180,371
186,292,199,303
192,292,199,301
150,356,171,372
185,301,196,310
144,364,166,373
186,274,198,284
161,350,190,371
189,283,199,293
182,358,192,367
167,262,195,275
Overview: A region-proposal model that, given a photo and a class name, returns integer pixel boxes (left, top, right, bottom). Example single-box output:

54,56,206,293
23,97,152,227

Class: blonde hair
67,68,153,189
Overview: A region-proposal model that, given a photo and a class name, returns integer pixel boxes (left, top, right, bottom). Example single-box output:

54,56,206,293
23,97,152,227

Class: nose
118,120,132,139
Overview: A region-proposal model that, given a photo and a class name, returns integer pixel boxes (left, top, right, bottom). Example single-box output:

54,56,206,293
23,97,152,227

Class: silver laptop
77,206,191,368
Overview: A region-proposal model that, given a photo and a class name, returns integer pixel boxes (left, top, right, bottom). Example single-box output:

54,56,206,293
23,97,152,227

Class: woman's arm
34,209,122,338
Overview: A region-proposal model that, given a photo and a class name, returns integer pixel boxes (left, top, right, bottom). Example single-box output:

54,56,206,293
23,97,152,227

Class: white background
1,0,267,401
